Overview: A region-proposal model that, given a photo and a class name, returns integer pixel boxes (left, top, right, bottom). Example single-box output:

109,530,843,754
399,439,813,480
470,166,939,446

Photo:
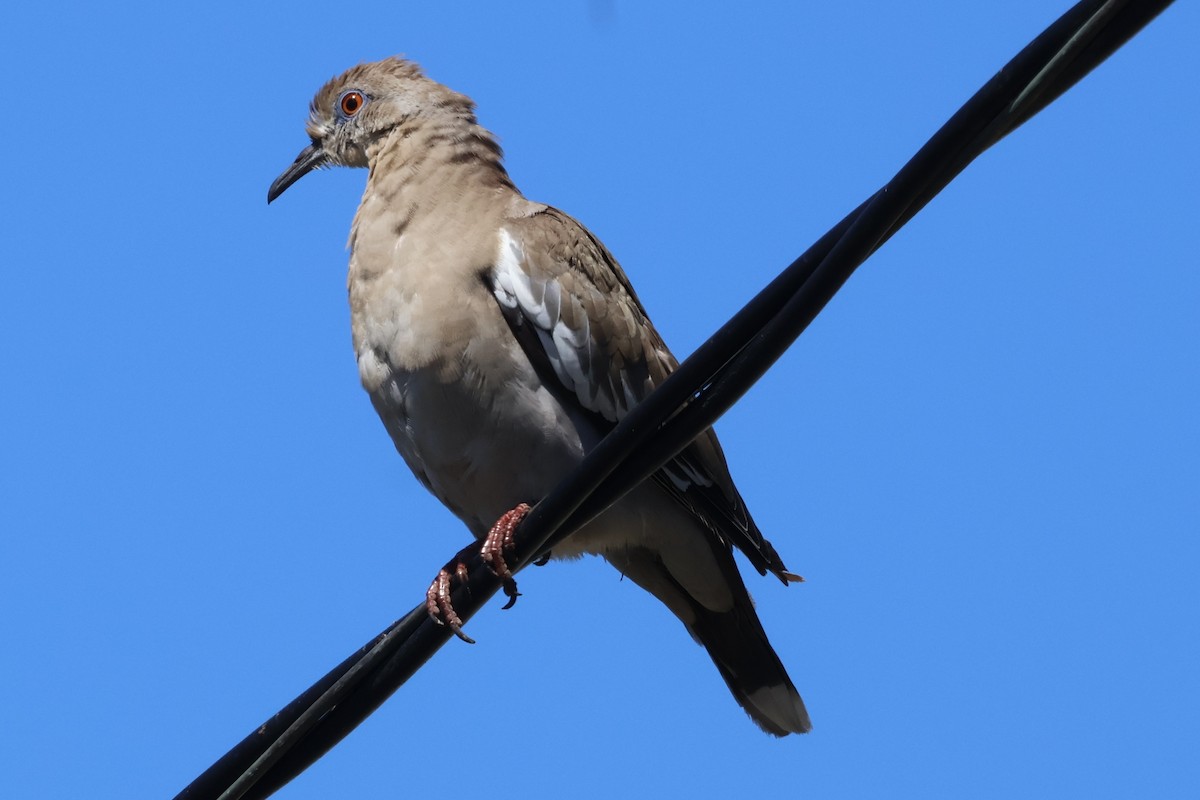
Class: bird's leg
480,502,531,610
426,552,476,644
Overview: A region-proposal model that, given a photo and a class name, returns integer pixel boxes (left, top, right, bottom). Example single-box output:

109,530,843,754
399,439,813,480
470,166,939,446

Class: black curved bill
267,143,327,204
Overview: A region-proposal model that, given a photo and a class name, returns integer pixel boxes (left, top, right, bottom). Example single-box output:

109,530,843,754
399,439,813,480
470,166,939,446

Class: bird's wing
488,205,792,580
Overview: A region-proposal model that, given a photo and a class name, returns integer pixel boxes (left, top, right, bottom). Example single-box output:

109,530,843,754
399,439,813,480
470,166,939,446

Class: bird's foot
480,503,531,610
424,503,532,642
426,558,475,643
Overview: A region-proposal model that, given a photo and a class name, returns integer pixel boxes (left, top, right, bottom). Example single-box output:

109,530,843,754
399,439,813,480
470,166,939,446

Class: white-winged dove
268,57,811,736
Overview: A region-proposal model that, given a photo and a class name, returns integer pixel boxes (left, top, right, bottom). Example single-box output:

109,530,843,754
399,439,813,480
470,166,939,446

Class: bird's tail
607,546,811,736
688,587,811,735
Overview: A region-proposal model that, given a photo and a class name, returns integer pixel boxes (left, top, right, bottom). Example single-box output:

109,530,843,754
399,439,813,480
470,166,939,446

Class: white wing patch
492,228,623,422
491,226,712,492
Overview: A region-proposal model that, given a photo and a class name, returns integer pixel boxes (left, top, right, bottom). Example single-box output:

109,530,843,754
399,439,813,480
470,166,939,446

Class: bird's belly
363,350,587,538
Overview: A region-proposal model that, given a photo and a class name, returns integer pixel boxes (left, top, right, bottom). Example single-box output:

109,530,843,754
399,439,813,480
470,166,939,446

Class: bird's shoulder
501,201,649,308
490,203,674,424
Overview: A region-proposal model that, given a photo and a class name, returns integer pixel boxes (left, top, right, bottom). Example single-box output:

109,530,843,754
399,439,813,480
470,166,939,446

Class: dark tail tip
690,599,811,735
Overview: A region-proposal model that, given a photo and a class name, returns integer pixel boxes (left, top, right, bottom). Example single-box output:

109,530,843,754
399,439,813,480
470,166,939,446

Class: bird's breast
349,248,586,536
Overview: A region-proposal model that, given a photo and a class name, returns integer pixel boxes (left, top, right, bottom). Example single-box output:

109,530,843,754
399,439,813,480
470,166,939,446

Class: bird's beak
267,142,327,204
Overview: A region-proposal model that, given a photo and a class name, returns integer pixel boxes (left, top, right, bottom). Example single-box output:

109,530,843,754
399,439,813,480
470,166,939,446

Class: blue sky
2,2,1197,798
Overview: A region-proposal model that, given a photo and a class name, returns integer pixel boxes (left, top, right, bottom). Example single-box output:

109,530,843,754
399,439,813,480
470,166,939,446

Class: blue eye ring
338,90,366,118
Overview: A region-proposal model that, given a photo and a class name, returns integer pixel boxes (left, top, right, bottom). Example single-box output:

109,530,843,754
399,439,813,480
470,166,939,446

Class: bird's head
268,57,474,203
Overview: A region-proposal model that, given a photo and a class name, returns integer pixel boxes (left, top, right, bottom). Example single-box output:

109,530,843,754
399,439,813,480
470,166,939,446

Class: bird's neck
362,115,517,223
348,114,524,302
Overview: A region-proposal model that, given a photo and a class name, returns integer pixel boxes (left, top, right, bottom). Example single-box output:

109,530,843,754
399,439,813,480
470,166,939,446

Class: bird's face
268,58,434,203
268,83,379,203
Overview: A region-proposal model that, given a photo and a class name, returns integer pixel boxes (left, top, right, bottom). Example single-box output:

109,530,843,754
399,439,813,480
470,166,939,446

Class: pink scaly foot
426,558,474,643
480,503,532,610
424,503,533,642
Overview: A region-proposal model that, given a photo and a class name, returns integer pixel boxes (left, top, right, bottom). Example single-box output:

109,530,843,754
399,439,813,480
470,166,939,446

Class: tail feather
607,545,811,735
689,592,811,735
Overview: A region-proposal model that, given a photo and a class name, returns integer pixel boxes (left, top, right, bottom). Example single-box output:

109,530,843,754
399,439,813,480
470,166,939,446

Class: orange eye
339,91,365,117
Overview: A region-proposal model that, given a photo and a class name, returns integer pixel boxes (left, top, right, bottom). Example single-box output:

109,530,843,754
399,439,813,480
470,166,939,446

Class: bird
267,56,811,736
